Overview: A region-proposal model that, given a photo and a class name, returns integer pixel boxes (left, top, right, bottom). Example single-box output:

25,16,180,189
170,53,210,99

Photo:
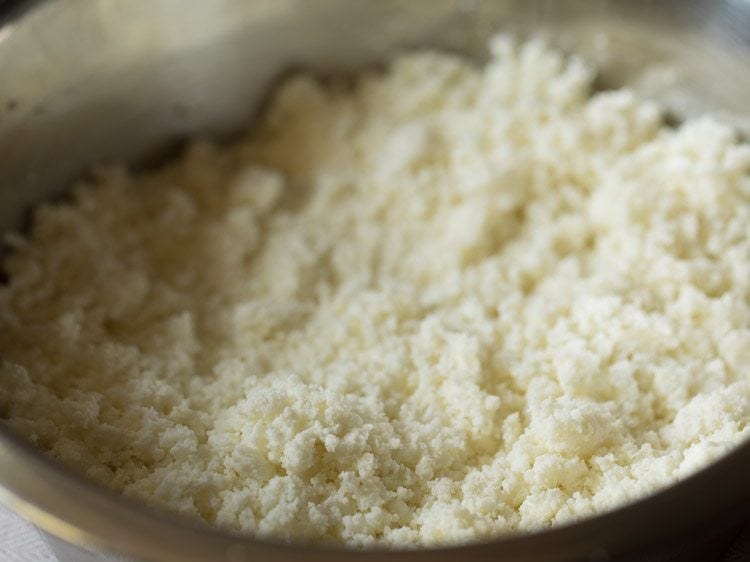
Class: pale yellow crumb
2,36,750,546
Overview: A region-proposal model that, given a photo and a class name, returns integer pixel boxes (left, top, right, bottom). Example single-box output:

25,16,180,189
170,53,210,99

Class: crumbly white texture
2,37,750,546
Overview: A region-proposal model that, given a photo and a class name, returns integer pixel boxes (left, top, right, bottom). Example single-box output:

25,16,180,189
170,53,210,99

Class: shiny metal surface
1,1,750,561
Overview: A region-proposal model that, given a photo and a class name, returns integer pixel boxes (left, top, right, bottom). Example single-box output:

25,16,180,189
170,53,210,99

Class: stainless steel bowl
2,1,750,561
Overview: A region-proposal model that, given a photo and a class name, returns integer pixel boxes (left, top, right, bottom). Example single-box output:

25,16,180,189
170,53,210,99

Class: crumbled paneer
2,37,750,546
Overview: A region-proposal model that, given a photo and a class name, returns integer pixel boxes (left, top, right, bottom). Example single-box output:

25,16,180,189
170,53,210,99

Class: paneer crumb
2,36,750,546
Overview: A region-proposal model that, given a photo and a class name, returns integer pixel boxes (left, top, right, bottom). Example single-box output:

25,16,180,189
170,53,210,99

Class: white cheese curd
2,37,750,546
